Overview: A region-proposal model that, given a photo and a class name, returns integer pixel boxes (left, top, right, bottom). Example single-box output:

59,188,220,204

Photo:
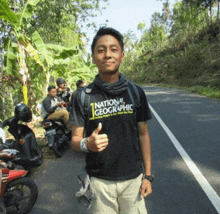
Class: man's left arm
138,121,152,198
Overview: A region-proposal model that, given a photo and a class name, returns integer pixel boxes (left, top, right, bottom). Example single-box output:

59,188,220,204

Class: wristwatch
143,174,154,182
80,138,89,153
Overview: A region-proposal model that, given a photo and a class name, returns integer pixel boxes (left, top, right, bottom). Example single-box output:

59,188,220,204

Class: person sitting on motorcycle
56,78,71,106
42,85,69,127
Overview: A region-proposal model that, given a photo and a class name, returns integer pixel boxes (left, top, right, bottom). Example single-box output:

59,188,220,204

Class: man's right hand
57,102,64,107
87,123,109,152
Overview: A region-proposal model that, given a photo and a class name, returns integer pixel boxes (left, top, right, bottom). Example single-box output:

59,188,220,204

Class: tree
0,0,110,120
170,1,207,48
149,23,168,50
0,0,43,106
123,30,137,52
27,0,108,44
137,22,146,33
182,0,216,25
0,0,79,108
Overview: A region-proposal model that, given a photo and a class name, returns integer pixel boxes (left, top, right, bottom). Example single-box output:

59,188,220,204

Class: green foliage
189,86,220,98
137,22,146,31
4,40,18,76
183,0,216,8
123,30,137,51
28,0,108,44
0,0,103,119
121,1,220,99
16,0,40,29
31,31,53,66
0,79,23,120
0,0,17,24
171,1,207,47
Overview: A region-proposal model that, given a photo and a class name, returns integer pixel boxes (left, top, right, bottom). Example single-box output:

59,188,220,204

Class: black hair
56,77,66,86
76,80,84,89
48,85,56,92
91,27,124,55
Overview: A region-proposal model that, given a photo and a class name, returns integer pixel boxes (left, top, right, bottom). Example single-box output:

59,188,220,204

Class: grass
128,41,220,100
30,122,48,148
123,23,220,99
138,82,220,100
188,86,220,99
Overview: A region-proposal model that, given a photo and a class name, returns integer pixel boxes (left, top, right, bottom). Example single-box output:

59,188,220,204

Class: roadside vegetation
1,0,219,157
121,1,220,99
0,0,107,156
0,0,107,120
0,0,219,122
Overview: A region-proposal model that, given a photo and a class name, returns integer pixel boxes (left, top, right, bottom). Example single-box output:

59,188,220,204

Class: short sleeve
68,90,85,127
136,87,152,122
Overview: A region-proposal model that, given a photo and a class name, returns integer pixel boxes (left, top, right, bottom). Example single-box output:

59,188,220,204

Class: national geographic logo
89,98,133,120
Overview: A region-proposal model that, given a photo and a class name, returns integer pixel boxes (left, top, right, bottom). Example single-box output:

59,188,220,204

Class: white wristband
80,138,89,152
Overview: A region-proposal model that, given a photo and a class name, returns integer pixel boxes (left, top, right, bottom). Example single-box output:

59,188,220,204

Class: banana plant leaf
23,39,45,70
4,40,19,77
32,31,53,66
0,0,17,24
46,44,79,59
53,58,72,65
56,48,79,59
16,0,40,29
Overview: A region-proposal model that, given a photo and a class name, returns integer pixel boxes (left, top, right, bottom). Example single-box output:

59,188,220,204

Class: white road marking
149,103,220,213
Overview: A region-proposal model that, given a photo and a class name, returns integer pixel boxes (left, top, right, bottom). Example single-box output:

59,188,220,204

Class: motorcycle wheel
3,177,38,214
36,146,43,166
53,134,65,158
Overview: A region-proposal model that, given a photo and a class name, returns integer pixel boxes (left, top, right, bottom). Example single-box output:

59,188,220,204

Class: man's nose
105,48,111,58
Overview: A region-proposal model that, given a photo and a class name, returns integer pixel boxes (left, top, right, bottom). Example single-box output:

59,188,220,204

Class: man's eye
98,49,104,53
112,49,117,52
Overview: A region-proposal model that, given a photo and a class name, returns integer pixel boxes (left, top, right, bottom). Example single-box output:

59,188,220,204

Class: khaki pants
47,109,69,127
88,174,148,214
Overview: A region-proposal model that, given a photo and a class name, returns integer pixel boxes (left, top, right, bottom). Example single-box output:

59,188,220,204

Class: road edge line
149,103,220,213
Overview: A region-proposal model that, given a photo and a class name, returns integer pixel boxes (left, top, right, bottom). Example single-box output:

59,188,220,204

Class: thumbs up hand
93,122,102,135
87,123,109,152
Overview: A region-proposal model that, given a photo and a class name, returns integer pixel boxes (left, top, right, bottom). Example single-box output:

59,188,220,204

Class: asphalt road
30,86,220,214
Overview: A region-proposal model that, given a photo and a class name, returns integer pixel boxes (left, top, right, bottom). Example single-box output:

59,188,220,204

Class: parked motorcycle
42,119,71,158
0,103,43,171
0,160,38,214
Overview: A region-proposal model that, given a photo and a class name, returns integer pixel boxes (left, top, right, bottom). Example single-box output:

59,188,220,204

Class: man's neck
99,71,120,84
49,95,56,99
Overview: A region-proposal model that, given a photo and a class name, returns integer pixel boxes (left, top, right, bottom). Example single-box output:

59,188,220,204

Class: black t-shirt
69,84,152,181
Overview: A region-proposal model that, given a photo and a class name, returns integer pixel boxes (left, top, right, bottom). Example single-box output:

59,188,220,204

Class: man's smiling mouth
103,61,114,65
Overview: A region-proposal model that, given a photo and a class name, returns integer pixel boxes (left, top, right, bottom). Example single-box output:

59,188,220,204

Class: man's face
92,35,124,74
49,89,57,97
59,83,65,89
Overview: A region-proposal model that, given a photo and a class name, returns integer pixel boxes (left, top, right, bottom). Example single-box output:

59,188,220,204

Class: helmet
56,78,66,87
14,103,32,122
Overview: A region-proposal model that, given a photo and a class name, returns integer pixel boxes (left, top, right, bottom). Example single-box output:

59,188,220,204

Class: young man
71,79,86,99
70,27,153,214
42,86,69,127
56,78,71,104
69,80,86,113
76,79,86,89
